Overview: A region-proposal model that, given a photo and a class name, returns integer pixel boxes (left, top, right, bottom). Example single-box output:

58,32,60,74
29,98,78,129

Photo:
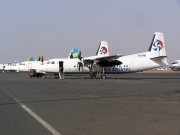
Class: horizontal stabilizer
150,56,167,60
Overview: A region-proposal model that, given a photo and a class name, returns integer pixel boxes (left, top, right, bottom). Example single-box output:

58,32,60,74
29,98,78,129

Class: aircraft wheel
101,75,106,79
42,75,46,79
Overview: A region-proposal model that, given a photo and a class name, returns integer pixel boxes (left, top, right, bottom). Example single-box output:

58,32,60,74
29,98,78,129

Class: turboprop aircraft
171,60,180,71
33,41,112,78
34,32,168,79
83,32,168,79
0,61,18,72
4,56,44,74
0,64,9,72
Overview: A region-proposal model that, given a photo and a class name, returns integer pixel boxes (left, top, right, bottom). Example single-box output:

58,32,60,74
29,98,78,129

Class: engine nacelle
97,60,122,67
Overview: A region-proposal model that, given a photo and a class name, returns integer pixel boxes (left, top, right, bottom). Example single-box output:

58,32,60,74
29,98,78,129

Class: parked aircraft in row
4,56,44,75
0,64,9,72
33,32,168,79
84,32,168,78
171,60,180,71
33,41,114,78
0,61,18,72
2,48,80,75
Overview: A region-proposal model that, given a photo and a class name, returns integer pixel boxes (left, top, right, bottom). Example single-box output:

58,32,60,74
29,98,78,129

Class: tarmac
0,72,180,135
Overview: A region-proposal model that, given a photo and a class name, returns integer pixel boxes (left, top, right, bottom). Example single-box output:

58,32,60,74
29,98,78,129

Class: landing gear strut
87,62,107,79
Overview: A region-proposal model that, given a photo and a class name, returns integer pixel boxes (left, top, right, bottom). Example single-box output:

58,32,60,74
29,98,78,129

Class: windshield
20,63,25,65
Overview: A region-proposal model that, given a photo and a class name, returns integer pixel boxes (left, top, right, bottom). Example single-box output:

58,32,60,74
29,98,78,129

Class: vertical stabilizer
28,57,34,61
95,41,109,57
68,48,79,59
38,55,44,62
148,32,166,58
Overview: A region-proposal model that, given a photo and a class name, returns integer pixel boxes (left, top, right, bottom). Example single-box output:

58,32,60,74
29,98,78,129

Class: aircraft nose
170,65,176,70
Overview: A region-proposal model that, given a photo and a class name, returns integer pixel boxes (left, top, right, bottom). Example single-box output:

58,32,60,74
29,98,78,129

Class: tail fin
148,32,167,59
68,48,79,59
95,41,109,57
28,57,34,61
13,61,18,65
38,55,43,62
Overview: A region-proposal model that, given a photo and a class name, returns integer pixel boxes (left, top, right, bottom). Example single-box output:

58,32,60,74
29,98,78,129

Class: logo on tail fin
152,40,163,51
70,48,78,58
99,47,108,54
28,57,34,61
38,55,43,62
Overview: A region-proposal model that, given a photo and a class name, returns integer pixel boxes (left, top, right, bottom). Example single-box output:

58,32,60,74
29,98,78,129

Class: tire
101,75,106,79
42,75,46,79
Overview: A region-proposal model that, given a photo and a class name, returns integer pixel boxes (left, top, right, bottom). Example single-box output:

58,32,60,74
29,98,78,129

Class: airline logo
70,48,78,58
99,47,108,54
152,40,163,51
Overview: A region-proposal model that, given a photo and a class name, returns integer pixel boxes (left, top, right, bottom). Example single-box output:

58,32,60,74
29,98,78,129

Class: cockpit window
51,61,55,64
20,63,25,65
172,61,179,64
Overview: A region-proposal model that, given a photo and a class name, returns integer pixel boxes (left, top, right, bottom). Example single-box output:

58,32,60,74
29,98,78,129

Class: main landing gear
87,64,107,79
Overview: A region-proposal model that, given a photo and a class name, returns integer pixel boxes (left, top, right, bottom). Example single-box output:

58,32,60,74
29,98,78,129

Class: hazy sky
0,0,180,64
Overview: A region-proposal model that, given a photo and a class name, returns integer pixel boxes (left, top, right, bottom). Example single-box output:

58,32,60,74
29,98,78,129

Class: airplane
0,64,9,72
34,32,168,79
83,32,168,79
0,61,18,72
171,60,180,71
33,41,112,78
4,56,44,75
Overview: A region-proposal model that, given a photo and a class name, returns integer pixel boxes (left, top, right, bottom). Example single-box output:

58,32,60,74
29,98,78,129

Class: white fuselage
103,52,168,73
35,52,168,74
35,58,89,74
0,64,8,70
4,61,43,72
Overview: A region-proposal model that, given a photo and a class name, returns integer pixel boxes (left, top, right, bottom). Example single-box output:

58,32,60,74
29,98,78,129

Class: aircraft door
28,63,32,70
59,61,63,72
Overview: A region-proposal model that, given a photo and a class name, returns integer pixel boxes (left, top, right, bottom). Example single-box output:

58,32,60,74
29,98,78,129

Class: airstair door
28,63,32,70
59,61,63,72
59,61,64,79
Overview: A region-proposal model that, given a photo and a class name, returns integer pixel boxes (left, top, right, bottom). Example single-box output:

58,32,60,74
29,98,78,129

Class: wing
83,54,123,67
96,54,123,61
